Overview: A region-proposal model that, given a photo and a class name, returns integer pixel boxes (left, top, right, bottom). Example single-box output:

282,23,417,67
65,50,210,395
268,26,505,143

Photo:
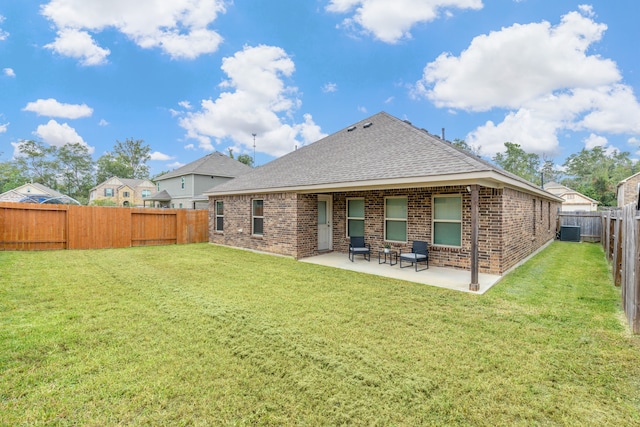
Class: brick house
89,177,156,207
617,171,640,207
205,112,562,286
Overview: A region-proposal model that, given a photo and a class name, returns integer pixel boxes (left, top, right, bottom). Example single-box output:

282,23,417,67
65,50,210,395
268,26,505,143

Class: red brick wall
209,186,560,275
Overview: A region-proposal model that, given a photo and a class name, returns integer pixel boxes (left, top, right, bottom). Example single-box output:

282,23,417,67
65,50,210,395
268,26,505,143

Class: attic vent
403,120,412,125
347,125,356,132
363,122,373,128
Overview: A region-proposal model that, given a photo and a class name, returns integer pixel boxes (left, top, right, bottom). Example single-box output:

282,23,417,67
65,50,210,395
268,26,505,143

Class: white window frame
346,197,365,238
181,177,185,189
252,199,264,236
432,194,462,248
142,190,151,198
384,196,407,243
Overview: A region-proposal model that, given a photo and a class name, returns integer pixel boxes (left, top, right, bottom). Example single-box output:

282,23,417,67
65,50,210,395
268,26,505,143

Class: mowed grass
1,242,640,425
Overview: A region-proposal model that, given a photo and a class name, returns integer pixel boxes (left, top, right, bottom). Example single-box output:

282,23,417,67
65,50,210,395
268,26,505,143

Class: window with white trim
346,198,364,237
385,196,407,242
104,188,114,197
215,200,224,232
181,177,185,189
433,195,462,247
142,190,151,198
252,199,264,236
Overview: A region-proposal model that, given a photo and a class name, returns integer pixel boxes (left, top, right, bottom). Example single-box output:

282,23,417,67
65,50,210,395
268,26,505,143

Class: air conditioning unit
560,225,581,242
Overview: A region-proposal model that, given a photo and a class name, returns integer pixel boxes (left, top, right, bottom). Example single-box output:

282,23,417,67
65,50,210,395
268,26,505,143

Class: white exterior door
317,195,332,251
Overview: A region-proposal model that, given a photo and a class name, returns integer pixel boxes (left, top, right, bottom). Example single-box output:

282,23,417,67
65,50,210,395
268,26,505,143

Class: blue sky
1,1,639,175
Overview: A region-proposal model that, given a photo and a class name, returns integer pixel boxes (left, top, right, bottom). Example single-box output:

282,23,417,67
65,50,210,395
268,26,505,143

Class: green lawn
1,242,639,425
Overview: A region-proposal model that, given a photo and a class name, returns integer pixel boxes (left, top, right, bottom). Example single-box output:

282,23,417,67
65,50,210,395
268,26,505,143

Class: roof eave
204,171,564,202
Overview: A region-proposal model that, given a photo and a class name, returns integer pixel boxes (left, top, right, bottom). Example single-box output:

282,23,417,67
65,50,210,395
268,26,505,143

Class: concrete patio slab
300,251,502,294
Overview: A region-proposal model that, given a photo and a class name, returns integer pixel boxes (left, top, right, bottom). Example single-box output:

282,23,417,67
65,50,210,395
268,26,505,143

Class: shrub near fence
0,202,209,251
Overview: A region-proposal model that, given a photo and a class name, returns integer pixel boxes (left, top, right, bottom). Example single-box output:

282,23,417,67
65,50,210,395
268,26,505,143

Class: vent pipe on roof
442,128,445,140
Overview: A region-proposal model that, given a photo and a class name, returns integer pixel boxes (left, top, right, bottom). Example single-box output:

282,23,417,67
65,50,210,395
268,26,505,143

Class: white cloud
178,44,326,156
357,105,367,113
98,119,109,126
41,0,227,64
178,101,192,110
584,133,608,149
168,161,185,169
3,68,15,77
0,122,8,133
23,98,93,119
322,82,338,93
629,137,640,145
150,151,174,161
415,8,640,156
44,28,111,66
0,15,8,41
33,119,95,153
327,0,483,43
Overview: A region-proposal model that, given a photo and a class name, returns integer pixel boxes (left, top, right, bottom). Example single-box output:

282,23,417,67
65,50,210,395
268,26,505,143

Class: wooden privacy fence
601,206,640,333
0,202,209,251
557,211,602,242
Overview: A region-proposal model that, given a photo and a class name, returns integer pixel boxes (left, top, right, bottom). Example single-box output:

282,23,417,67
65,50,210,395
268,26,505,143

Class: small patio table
378,250,398,266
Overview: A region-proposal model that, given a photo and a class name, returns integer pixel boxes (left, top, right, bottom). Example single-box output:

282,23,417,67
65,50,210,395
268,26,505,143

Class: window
104,188,114,197
181,177,185,189
157,182,160,191
532,199,536,235
215,201,224,231
346,198,364,237
123,191,130,198
142,190,151,198
433,195,462,247
179,203,183,209
252,199,264,236
385,197,407,242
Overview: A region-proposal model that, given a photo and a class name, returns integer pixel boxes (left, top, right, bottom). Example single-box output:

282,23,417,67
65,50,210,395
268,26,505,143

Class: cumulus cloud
150,151,174,161
23,98,93,119
327,0,483,43
177,44,326,156
168,161,185,169
3,68,15,77
40,0,227,64
34,119,95,153
414,8,640,156
584,133,608,150
0,122,8,133
98,119,109,126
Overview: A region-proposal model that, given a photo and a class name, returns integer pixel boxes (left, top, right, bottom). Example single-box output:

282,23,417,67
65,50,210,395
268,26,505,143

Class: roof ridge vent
347,125,357,132
363,122,373,128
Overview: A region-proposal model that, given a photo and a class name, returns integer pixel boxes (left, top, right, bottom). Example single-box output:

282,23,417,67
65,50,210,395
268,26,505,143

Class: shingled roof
155,152,252,181
205,112,560,200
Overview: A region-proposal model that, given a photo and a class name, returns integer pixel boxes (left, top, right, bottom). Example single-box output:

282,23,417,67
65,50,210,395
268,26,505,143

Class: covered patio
300,252,502,294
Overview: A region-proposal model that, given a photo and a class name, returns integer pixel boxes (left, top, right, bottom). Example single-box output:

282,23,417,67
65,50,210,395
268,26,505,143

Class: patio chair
399,240,429,271
348,236,371,262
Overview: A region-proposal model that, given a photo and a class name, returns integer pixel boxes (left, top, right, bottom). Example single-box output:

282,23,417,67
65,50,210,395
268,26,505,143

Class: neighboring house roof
146,190,172,201
205,112,562,201
90,177,155,192
6,182,65,197
155,152,252,181
543,182,599,204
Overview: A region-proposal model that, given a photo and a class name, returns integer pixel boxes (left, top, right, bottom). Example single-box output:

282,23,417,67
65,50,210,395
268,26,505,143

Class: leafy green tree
451,138,481,157
236,153,254,167
96,138,151,181
562,146,638,206
540,157,560,186
13,140,59,189
0,160,28,192
492,142,541,184
57,143,95,204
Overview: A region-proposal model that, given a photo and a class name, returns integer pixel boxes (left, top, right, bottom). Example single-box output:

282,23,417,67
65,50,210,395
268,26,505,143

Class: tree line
453,139,639,207
1,137,636,207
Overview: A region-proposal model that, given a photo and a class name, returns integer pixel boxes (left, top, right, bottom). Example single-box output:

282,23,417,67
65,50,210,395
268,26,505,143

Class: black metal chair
399,240,429,271
348,236,371,262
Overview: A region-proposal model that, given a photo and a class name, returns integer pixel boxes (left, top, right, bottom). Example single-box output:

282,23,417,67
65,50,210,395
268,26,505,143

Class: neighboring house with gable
542,182,598,211
205,112,562,285
147,152,252,209
89,177,156,207
617,171,640,207
0,182,78,204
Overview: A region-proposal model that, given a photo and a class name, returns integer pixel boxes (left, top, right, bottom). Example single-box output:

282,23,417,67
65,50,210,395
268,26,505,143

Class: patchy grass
1,242,639,425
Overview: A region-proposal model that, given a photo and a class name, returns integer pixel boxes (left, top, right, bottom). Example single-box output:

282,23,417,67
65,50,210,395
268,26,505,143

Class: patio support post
469,184,480,291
